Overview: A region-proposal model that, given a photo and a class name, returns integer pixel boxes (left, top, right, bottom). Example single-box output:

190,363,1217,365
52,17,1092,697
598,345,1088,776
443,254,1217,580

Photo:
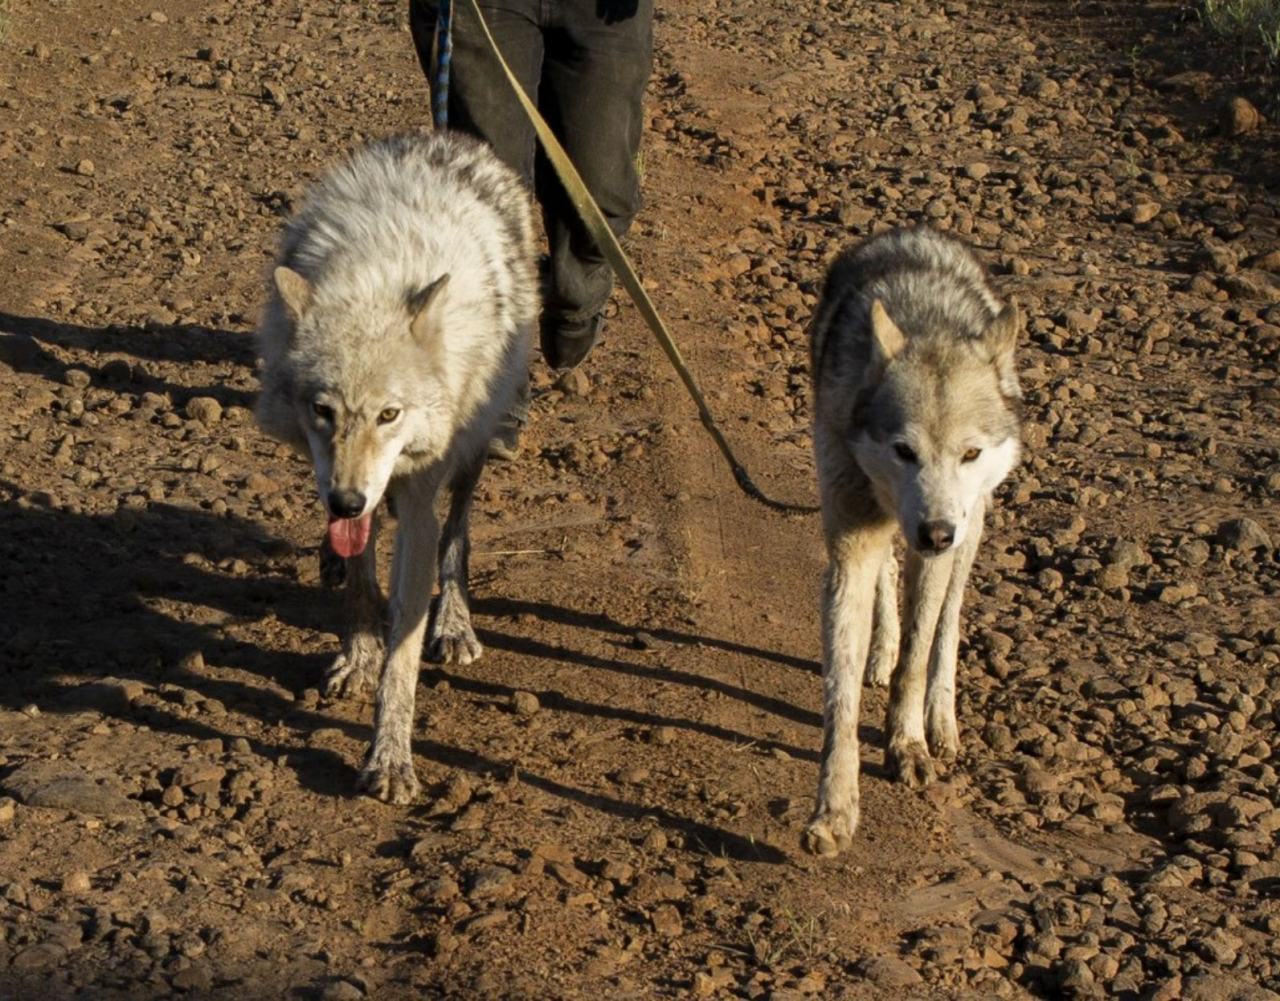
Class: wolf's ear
409,273,451,346
984,303,1022,400
868,299,906,371
274,266,312,326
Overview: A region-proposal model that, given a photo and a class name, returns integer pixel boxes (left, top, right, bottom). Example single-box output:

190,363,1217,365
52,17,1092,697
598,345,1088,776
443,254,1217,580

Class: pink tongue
327,513,372,558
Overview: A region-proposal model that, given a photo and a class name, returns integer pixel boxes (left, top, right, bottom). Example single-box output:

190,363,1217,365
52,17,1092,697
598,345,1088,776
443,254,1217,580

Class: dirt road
1,0,1278,997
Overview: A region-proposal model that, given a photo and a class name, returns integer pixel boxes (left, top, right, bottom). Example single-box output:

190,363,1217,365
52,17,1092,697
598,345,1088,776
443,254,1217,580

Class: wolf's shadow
0,489,792,862
0,312,256,411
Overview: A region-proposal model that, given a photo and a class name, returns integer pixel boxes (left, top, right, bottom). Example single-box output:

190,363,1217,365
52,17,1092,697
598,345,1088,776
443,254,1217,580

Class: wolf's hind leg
865,551,899,688
886,546,954,788
925,515,984,762
803,523,892,857
427,457,484,666
324,514,385,699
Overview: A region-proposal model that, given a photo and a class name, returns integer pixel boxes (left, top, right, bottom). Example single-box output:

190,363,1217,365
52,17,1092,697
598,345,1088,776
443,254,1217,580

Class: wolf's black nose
328,489,367,519
919,521,955,552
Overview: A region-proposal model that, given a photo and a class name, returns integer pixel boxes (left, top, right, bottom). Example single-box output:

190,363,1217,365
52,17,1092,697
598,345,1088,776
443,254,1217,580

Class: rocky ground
1,0,1279,998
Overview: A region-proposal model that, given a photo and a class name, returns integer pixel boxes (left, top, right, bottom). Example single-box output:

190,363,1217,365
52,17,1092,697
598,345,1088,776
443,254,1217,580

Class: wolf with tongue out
255,132,538,804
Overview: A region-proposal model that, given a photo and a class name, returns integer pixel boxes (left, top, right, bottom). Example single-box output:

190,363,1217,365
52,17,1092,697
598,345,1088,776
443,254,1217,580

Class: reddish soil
1,0,1278,998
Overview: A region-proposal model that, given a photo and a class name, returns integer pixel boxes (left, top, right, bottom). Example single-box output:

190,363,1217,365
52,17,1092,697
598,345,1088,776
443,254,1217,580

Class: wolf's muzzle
918,520,956,553
328,488,367,520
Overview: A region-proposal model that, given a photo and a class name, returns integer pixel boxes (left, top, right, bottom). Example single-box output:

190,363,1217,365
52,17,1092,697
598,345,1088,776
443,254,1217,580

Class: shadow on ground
0,312,256,410
0,489,795,863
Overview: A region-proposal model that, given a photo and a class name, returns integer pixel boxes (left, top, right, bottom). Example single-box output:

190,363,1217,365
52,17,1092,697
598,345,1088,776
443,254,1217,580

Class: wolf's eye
961,447,982,463
894,442,917,463
378,407,401,425
313,402,334,422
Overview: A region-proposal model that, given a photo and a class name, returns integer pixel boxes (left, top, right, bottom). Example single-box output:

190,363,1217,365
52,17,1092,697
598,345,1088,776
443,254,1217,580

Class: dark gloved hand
596,0,639,25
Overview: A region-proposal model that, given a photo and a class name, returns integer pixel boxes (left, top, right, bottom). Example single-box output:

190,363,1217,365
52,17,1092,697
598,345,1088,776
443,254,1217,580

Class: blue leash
434,0,453,128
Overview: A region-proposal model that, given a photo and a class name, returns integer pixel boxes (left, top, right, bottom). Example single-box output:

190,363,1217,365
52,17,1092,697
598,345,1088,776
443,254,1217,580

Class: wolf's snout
328,488,367,519
918,520,956,553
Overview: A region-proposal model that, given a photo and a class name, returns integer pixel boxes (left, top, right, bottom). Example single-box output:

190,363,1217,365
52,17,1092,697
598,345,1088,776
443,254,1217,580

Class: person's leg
408,0,544,185
409,0,540,458
538,0,653,369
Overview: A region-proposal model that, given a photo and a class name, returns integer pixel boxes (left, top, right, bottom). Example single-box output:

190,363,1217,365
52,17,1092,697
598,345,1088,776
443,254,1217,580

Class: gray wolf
409,0,653,370
256,131,538,803
803,226,1022,856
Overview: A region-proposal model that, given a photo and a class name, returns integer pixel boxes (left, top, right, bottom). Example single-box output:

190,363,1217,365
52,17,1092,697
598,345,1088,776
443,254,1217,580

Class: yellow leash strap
462,0,817,515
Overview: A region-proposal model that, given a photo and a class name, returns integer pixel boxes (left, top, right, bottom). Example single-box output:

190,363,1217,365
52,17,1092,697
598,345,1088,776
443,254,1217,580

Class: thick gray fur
803,226,1022,856
255,132,538,804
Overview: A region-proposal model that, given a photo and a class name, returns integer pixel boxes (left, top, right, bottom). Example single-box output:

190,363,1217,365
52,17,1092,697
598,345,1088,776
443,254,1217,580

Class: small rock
533,842,574,864
601,859,634,884
1094,564,1129,590
60,871,91,894
416,876,460,903
1193,241,1239,275
1018,764,1059,800
73,677,144,714
319,980,365,1001
651,903,683,937
511,691,540,716
1157,581,1198,604
631,630,668,651
171,964,213,993
1176,539,1211,567
1038,567,1065,592
859,955,924,988
642,829,668,854
466,865,513,901
101,358,133,383
1224,270,1280,303
56,221,89,242
449,803,486,832
243,471,278,495
0,798,15,823
1022,74,1061,100
1248,249,1280,273
547,861,586,888
140,909,170,935
1057,957,1095,993
1107,540,1149,569
1,760,142,820
1183,973,1278,1001
185,396,223,425
75,159,95,177
1168,791,1228,836
1221,96,1262,137
556,369,590,396
1129,202,1161,225
1217,517,1272,551
11,943,67,971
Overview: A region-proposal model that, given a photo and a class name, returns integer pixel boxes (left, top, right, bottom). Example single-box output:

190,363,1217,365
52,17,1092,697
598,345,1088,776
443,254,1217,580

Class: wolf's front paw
428,626,483,666
864,653,893,688
925,708,959,763
802,803,858,857
357,749,421,804
323,637,384,699
428,598,483,666
887,739,935,789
